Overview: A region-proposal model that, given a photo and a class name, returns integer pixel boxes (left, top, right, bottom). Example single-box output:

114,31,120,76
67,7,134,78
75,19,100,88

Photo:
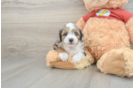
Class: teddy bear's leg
46,50,75,69
46,50,60,66
74,48,95,69
97,48,133,77
46,49,95,69
50,61,75,69
46,50,60,63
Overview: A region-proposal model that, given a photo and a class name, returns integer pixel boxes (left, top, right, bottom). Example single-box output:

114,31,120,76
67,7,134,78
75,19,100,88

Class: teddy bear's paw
46,50,59,62
72,53,85,63
59,53,68,62
97,48,133,77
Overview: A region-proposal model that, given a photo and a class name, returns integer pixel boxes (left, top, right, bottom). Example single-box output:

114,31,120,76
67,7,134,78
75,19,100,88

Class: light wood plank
1,0,133,24
2,23,65,56
1,55,133,88
2,0,87,23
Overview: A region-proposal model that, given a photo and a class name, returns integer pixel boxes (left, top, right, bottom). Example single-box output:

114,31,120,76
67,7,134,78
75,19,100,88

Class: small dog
53,23,86,63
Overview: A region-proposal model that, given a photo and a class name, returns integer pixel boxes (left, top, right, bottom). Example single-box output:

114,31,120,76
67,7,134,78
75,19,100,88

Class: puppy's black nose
69,38,74,43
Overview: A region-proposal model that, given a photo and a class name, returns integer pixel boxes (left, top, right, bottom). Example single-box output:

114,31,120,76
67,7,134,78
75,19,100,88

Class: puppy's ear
77,26,84,41
57,29,62,43
57,25,66,42
53,29,63,50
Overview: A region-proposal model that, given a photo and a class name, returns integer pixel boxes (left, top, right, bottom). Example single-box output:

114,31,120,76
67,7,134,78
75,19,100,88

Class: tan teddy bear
46,0,133,77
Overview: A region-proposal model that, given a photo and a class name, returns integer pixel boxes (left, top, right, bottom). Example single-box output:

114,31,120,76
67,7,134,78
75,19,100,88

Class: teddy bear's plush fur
46,0,133,77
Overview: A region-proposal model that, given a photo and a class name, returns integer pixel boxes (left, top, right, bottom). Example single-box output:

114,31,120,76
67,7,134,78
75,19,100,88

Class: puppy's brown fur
72,29,81,40
61,27,69,41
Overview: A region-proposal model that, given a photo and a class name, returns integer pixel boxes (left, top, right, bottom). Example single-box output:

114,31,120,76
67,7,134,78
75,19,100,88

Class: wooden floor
1,0,133,88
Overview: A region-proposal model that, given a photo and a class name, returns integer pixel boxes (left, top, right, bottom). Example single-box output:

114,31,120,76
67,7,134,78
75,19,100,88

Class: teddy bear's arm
76,18,86,30
126,17,133,44
76,12,94,29
118,9,133,44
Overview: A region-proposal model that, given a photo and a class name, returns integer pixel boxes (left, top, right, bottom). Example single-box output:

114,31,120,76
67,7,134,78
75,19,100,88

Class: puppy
53,23,86,63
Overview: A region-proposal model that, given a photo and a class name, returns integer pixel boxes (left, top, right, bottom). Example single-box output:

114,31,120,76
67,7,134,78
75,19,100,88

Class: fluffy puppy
53,23,86,63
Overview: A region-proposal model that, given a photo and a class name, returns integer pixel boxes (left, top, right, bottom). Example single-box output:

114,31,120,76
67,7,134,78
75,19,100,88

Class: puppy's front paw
59,53,68,62
72,53,85,63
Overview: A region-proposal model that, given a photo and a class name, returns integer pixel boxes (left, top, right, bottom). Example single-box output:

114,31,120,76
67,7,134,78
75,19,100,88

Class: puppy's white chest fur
60,42,85,63
63,42,84,56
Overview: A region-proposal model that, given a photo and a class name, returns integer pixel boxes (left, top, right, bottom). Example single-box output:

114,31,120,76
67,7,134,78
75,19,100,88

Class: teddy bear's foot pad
97,48,133,77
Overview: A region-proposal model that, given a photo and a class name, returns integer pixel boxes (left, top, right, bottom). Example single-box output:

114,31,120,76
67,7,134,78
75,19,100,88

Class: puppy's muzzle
69,38,74,43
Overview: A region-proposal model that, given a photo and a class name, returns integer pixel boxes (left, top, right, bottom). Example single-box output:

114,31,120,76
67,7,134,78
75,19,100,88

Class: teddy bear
46,0,133,77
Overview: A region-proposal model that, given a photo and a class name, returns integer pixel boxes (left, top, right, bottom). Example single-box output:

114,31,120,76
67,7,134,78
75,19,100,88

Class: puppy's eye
64,33,67,36
74,32,78,36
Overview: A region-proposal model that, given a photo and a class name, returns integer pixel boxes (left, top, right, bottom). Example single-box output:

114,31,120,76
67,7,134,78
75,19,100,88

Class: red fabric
83,9,133,23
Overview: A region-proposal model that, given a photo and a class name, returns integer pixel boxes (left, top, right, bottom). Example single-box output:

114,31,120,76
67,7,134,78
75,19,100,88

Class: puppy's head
58,23,84,47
